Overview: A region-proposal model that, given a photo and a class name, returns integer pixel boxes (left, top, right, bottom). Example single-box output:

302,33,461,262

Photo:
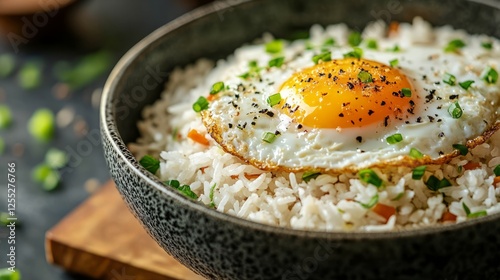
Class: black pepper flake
252,103,258,108
416,117,422,123
405,121,410,124
381,76,387,82
275,130,281,135
243,122,247,129
319,73,325,77
328,73,332,79
351,120,355,125
449,95,459,100
251,122,256,126
384,116,390,127
438,132,445,137
322,92,328,96
266,111,275,117
422,75,427,80
434,81,441,85
356,136,363,143
228,123,233,128
339,69,345,74
339,113,345,117
409,100,415,107
307,77,313,83
439,151,444,156
359,118,363,122
428,116,435,122
297,124,303,129
381,101,386,106
368,110,374,116
235,94,240,99
437,119,442,122
255,91,261,94
437,105,442,110
347,82,354,89
407,107,415,114
333,76,338,82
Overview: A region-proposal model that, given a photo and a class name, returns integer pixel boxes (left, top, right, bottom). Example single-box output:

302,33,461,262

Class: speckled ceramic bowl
100,0,500,279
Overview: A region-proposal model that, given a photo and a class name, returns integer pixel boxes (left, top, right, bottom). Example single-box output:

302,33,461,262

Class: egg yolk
278,58,416,129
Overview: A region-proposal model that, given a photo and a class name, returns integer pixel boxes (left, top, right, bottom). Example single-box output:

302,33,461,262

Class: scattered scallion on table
18,61,42,90
32,163,61,191
28,109,55,142
0,268,21,280
0,105,11,129
0,54,16,78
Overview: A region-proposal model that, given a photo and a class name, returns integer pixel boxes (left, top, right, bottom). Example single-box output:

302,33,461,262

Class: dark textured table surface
0,1,201,279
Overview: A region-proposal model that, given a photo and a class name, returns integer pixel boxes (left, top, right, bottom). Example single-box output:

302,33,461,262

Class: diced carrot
372,203,396,222
207,94,216,102
200,166,208,174
244,173,261,180
441,210,457,222
388,21,400,36
187,129,209,146
494,176,500,187
230,175,238,180
463,162,481,171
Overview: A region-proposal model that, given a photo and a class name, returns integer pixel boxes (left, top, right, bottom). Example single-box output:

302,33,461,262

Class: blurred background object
0,0,213,279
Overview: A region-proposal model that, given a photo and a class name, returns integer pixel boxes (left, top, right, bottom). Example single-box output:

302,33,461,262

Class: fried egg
201,21,500,173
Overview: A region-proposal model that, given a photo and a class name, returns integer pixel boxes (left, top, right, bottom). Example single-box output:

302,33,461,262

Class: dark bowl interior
101,0,500,279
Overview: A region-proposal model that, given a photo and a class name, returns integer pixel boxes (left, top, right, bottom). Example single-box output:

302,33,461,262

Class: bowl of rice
100,0,500,279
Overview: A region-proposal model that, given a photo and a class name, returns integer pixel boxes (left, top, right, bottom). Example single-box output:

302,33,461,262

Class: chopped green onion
493,165,500,176
391,192,404,201
28,109,54,142
358,169,383,188
302,171,321,182
366,39,378,49
32,163,60,191
18,61,42,90
444,39,466,52
267,93,282,107
45,148,69,169
0,137,4,155
0,268,21,280
452,144,468,156
268,57,285,68
482,66,498,84
386,133,403,144
192,96,209,112
481,41,493,50
468,210,487,218
357,70,372,83
210,82,225,95
426,175,451,191
165,180,198,199
462,202,471,215
389,59,399,67
348,32,362,47
208,183,217,208
443,73,456,85
448,102,463,119
359,194,379,209
312,51,332,64
412,166,427,180
265,40,284,54
343,47,363,59
409,148,424,159
262,132,277,143
459,80,475,90
457,165,463,173
239,72,250,79
0,105,12,129
54,51,112,89
0,54,15,78
387,45,400,52
139,155,160,174
249,60,258,69
402,88,412,97
322,38,335,47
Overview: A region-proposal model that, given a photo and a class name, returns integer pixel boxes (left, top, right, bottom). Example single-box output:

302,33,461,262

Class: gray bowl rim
100,0,500,240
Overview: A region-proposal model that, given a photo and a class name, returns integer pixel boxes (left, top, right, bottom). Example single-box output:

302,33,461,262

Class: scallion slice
468,210,487,218
359,194,379,209
366,39,378,50
323,38,335,47
267,93,281,107
462,202,471,215
459,80,474,90
443,72,456,85
402,88,412,97
386,133,403,144
444,39,466,52
481,42,493,50
412,166,426,180
358,169,383,188
426,175,451,191
493,164,500,176
166,180,198,199
452,144,468,156
265,40,284,54
139,155,160,174
358,70,372,83
348,32,362,47
482,66,498,84
343,47,363,59
210,82,225,95
389,59,399,67
268,57,285,68
448,102,463,119
192,96,209,112
262,132,277,143
409,148,424,159
302,171,321,182
312,51,332,64
208,183,217,208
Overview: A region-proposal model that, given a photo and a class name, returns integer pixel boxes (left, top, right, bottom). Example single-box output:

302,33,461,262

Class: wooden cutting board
45,181,206,280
